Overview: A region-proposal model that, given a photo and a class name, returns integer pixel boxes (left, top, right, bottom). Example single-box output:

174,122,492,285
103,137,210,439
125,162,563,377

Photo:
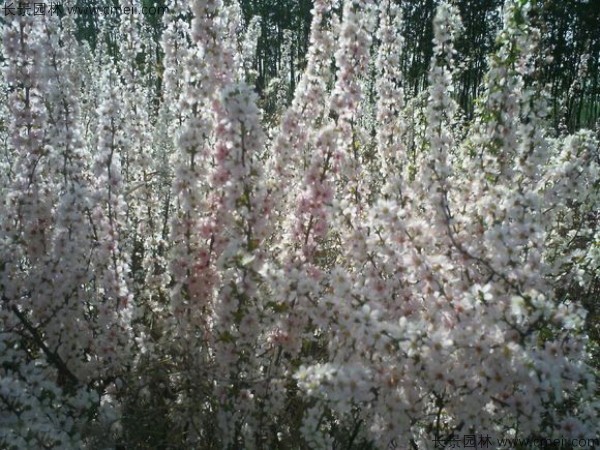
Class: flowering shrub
1,0,599,448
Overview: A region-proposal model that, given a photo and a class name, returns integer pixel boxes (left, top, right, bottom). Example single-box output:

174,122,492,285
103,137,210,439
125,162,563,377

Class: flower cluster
1,0,599,448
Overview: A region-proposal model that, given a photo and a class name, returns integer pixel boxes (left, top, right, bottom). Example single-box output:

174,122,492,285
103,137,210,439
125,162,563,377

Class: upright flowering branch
1,10,51,270
206,82,273,448
90,61,134,375
245,2,345,446
157,1,223,442
423,2,461,225
329,0,378,298
237,15,262,83
161,0,269,444
165,0,240,331
160,0,189,126
259,0,338,361
472,0,529,176
541,130,600,371
115,0,155,290
167,0,219,326
331,0,377,214
267,0,337,219
375,0,405,185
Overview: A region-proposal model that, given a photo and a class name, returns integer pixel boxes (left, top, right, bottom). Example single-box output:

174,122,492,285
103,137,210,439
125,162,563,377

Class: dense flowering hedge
1,0,599,448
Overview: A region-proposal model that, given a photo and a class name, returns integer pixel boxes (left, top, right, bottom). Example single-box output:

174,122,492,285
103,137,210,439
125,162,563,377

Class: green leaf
266,301,288,313
219,331,234,343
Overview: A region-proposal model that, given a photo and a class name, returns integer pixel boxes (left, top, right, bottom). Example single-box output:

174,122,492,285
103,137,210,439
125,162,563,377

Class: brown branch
9,303,80,391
